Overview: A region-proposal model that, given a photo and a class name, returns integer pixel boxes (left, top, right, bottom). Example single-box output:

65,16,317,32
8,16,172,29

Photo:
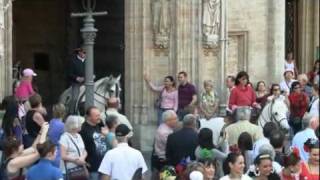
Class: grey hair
302,113,313,129
65,115,84,132
203,80,214,87
235,106,252,121
183,114,197,128
258,144,275,160
162,110,177,122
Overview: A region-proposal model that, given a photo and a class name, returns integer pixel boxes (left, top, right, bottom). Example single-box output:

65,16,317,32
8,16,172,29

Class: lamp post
71,0,107,109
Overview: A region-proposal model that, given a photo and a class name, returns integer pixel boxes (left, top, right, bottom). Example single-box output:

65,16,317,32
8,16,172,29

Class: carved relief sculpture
152,0,171,49
202,0,220,48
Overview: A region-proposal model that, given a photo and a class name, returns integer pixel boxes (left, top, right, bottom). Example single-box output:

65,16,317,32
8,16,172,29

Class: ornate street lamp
71,0,107,109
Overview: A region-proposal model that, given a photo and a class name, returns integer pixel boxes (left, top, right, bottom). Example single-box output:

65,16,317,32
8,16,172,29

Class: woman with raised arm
144,74,178,125
2,122,49,180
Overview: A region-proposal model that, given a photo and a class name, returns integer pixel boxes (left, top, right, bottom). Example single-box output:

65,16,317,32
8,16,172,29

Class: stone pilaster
298,0,319,72
267,0,285,83
0,0,13,101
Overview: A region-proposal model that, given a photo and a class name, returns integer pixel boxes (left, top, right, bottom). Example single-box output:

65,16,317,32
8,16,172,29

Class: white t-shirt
219,174,252,180
59,132,86,173
279,79,297,94
98,143,148,180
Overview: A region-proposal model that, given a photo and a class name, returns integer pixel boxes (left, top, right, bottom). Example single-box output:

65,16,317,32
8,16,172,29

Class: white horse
257,99,290,131
199,117,226,146
59,75,122,114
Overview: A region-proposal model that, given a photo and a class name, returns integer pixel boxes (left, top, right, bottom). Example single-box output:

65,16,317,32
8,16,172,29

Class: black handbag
64,135,89,180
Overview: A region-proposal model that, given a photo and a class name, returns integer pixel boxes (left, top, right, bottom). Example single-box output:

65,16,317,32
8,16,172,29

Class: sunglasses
273,88,280,91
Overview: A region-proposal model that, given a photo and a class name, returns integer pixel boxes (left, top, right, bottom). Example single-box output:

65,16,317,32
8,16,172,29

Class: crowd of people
0,54,318,180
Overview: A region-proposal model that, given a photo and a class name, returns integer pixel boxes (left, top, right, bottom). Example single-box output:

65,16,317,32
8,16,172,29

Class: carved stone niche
226,31,249,74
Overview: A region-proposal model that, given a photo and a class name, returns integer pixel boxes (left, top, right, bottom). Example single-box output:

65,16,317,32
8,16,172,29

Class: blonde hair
203,80,214,88
52,103,66,119
297,74,308,83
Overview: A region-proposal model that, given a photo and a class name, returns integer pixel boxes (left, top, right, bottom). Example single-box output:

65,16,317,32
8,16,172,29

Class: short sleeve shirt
178,83,197,109
59,132,85,173
98,143,148,180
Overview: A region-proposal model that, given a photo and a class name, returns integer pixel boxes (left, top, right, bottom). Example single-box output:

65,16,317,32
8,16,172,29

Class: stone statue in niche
202,0,220,48
152,0,171,49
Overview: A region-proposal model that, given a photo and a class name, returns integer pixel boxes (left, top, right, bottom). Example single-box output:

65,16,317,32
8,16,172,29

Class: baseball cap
23,68,37,77
115,124,131,137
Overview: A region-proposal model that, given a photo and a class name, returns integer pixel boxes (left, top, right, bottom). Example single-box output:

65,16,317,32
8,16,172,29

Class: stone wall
124,0,286,151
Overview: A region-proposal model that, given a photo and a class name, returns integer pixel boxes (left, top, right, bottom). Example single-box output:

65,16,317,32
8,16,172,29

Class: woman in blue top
48,103,66,167
26,140,63,180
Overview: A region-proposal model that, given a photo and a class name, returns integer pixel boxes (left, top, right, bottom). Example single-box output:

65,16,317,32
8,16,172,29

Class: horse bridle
93,81,120,105
259,100,287,128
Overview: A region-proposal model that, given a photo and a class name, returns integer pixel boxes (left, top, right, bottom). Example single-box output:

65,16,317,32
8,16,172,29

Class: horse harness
259,101,287,128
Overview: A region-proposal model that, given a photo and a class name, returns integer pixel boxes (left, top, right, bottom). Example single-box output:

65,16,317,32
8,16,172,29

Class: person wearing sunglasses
267,84,290,107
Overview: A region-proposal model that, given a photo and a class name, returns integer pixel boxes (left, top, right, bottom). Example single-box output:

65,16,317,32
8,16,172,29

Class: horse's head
95,75,122,102
270,99,290,130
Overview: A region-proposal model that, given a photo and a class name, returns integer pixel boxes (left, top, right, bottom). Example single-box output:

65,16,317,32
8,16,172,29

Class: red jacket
288,92,308,118
228,85,257,109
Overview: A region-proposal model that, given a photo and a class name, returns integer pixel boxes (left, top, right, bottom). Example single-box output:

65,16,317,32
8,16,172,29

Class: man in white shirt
252,122,279,159
99,124,148,180
102,97,133,131
292,114,319,162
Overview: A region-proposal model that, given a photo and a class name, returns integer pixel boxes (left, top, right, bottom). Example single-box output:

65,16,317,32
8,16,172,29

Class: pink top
15,80,35,100
154,123,174,159
228,85,256,109
150,83,178,112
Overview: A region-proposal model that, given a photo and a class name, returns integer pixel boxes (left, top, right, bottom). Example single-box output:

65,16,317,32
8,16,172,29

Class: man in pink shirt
153,110,177,172
15,68,37,101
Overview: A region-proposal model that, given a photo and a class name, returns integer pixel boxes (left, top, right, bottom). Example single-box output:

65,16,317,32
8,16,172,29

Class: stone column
0,0,13,101
314,0,319,62
219,0,227,115
298,0,319,72
267,0,285,83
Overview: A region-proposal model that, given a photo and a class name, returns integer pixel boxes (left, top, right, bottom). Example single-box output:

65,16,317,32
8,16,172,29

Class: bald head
107,97,119,109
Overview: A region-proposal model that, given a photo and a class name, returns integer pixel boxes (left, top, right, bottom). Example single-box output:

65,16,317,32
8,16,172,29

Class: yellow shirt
225,120,263,146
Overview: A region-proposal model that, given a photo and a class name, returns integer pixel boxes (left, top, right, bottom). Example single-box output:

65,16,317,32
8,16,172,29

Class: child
15,68,36,101
285,52,298,77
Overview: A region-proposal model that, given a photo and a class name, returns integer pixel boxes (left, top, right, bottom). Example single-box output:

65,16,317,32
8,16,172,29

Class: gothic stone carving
152,0,171,49
202,0,220,49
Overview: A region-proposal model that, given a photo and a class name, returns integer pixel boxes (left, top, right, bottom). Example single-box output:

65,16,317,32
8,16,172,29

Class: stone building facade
0,0,319,150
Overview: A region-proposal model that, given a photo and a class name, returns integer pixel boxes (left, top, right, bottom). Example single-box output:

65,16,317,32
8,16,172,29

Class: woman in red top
288,81,309,134
228,71,259,121
280,147,301,180
300,138,319,180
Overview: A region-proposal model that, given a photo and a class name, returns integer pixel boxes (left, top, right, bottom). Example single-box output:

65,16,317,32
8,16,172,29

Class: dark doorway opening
285,0,299,68
12,0,125,108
